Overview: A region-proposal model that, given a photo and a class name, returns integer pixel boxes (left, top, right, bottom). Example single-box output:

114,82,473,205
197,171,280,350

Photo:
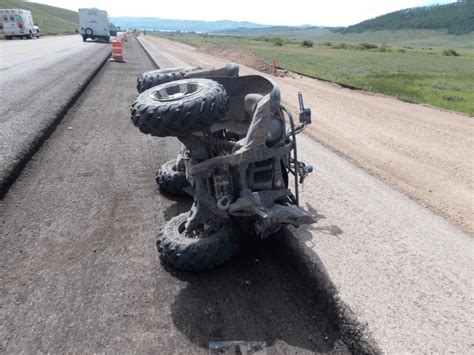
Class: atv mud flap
251,203,316,236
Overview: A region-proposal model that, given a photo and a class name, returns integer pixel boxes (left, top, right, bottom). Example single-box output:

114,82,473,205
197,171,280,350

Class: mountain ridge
110,17,271,32
340,1,473,35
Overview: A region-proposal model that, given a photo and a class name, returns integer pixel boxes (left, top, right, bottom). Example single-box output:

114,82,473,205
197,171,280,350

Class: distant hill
342,1,474,35
111,17,270,33
0,0,77,34
213,25,332,38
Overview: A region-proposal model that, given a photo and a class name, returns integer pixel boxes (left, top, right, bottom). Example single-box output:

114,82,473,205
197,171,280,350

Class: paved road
0,35,110,196
2,35,85,69
139,36,473,353
0,37,347,353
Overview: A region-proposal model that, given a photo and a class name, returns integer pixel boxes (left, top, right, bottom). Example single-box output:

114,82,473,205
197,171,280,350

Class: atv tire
155,159,190,196
137,66,199,93
157,213,239,271
131,78,229,137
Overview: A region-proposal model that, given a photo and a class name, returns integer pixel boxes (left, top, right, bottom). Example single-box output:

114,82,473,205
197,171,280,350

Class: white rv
78,8,110,42
0,8,40,40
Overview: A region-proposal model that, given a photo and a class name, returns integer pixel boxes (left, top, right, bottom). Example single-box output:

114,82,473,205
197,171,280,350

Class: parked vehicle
131,64,315,271
0,9,40,40
78,8,110,42
109,23,118,37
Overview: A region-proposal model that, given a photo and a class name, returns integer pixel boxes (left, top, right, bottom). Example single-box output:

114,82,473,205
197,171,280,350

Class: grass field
157,32,474,115
0,0,78,35
216,28,474,49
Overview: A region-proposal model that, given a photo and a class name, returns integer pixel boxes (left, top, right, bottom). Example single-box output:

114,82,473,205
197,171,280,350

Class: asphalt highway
0,35,110,196
0,36,347,353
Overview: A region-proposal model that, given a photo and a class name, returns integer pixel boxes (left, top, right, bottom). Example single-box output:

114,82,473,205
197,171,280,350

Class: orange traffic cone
110,40,126,62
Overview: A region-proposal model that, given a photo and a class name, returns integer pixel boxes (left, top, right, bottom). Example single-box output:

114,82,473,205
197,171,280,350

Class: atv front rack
281,92,313,205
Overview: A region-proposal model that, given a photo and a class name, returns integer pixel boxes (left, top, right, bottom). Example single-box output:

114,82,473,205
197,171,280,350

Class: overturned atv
131,64,315,271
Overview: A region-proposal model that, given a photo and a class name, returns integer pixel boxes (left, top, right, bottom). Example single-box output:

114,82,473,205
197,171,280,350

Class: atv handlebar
298,92,312,125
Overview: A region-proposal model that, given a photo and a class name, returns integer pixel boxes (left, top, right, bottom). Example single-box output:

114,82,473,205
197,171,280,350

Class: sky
28,0,457,26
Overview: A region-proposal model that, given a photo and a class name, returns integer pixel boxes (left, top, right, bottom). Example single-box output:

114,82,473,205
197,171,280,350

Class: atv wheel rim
176,217,220,239
151,82,204,102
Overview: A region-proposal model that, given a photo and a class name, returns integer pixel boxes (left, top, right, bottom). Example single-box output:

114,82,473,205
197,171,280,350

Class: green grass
0,0,78,35
157,32,474,115
215,28,474,49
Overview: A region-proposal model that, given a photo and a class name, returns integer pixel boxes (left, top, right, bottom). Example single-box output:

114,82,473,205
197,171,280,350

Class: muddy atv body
131,64,315,270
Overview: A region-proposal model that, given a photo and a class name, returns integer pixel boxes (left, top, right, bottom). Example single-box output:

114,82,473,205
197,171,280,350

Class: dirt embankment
146,37,474,235
199,45,295,78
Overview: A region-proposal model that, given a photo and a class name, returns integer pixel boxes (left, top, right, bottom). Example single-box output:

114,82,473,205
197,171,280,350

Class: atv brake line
203,129,216,158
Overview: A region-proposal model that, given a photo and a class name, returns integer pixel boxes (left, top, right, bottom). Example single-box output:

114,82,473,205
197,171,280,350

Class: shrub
334,42,347,49
375,46,391,53
324,42,332,46
302,40,314,48
357,42,378,50
442,49,460,56
397,49,406,53
432,82,447,90
273,38,284,46
443,95,464,101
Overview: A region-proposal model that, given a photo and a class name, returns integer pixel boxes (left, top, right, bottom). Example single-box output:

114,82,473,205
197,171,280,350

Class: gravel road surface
0,37,348,353
139,36,473,353
292,134,472,353
0,35,110,196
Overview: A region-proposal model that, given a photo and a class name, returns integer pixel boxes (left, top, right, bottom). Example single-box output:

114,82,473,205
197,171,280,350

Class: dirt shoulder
144,36,473,235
